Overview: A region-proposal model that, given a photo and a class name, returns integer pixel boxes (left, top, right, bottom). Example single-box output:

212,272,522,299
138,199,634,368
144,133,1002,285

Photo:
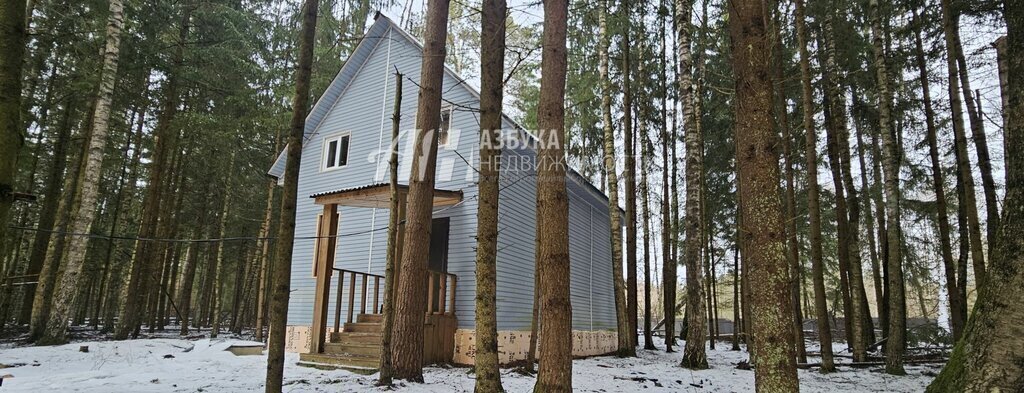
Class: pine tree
534,0,571,389
390,0,451,381
265,0,318,390
473,0,506,388
794,0,836,373
727,0,799,388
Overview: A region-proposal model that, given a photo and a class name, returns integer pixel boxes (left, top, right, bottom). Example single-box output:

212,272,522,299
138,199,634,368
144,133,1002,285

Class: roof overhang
310,183,463,209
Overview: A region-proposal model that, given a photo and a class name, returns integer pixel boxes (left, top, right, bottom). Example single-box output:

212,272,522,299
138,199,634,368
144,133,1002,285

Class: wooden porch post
310,204,338,353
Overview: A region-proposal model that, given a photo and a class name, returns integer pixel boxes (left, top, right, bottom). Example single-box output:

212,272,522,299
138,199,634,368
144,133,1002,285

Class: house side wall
287,26,480,329
285,19,617,352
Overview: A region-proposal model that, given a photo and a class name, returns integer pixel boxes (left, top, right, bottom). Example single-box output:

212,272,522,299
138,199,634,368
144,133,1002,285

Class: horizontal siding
287,17,619,334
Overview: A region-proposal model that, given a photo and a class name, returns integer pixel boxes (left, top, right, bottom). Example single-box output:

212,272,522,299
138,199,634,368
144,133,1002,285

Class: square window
322,133,351,171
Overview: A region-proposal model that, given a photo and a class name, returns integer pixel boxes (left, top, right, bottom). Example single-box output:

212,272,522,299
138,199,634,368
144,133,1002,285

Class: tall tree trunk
731,235,740,351
640,98,656,351
911,8,963,341
116,5,192,339
533,0,571,390
728,0,799,389
177,193,208,337
994,36,1009,180
0,0,27,254
661,0,676,353
820,16,869,361
622,4,640,353
210,176,232,338
377,73,403,386
944,1,1000,259
939,0,987,291
37,0,124,345
816,22,854,348
264,0,317,390
852,91,886,343
678,0,706,369
18,101,72,324
473,0,506,389
599,0,631,358
390,0,450,381
794,0,835,373
927,2,1024,387
29,124,85,341
869,0,907,375
770,3,806,364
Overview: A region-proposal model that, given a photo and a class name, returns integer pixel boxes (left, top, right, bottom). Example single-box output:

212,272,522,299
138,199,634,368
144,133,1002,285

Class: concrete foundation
452,329,617,365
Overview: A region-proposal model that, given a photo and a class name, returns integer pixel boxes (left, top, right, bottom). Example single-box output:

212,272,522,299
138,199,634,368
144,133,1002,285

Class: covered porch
299,183,463,370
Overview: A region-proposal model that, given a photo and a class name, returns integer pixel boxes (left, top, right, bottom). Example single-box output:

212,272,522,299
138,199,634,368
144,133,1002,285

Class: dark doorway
428,217,450,273
428,217,450,312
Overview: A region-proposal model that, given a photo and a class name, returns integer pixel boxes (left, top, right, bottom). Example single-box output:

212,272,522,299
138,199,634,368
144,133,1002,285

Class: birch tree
868,0,907,375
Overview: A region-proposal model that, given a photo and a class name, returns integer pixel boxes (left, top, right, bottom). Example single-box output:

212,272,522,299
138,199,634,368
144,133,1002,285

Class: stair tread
326,342,379,348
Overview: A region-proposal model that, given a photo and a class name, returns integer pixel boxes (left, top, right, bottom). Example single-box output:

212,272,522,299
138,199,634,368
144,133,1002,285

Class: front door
428,217,450,312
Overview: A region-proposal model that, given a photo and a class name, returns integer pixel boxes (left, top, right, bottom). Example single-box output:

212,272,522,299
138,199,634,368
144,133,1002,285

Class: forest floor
0,331,939,392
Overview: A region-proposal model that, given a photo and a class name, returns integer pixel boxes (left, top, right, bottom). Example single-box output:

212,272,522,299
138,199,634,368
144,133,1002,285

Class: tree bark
264,0,317,390
377,73,403,386
794,0,836,373
390,0,450,381
727,0,799,388
473,0,506,389
37,0,124,345
533,0,571,390
868,0,907,375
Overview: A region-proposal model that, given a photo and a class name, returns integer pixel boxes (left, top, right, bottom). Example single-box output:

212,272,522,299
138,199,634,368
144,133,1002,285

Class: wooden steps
298,314,382,371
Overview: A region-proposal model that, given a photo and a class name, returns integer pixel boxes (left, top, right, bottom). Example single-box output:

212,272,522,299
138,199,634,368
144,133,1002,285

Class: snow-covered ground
0,336,937,392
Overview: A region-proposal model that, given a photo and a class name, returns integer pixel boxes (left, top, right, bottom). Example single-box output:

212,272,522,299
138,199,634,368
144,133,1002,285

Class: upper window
322,133,350,170
438,106,453,147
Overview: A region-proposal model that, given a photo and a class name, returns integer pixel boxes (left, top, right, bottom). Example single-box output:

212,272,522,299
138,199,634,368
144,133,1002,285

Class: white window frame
321,132,352,172
438,105,454,148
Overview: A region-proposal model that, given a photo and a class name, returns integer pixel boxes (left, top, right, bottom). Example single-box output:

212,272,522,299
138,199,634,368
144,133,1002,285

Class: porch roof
310,183,463,208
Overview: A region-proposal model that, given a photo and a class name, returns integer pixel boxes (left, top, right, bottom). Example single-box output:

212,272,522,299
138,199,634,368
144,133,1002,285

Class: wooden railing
427,270,457,315
328,268,456,335
332,268,385,333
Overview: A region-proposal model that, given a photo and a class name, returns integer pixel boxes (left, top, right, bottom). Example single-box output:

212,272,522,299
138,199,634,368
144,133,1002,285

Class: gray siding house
268,14,619,367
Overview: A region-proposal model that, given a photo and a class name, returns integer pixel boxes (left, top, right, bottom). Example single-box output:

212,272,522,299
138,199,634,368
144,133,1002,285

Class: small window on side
438,107,452,146
322,133,351,171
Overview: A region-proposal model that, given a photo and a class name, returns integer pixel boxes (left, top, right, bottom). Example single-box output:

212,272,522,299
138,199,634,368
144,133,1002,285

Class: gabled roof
267,13,618,212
